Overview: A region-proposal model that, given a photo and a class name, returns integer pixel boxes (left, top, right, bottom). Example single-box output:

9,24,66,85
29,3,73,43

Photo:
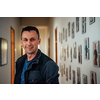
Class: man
14,26,59,84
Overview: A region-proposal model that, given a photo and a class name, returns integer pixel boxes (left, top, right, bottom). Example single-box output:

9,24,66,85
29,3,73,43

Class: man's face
20,30,41,54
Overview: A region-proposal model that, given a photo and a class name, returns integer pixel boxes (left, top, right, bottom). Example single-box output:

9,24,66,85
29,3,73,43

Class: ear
38,38,41,45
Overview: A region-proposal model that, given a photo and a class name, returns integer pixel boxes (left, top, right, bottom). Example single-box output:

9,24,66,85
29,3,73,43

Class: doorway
55,27,57,64
11,27,15,84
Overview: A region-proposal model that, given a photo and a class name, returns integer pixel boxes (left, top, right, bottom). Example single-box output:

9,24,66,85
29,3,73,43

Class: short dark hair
21,26,40,39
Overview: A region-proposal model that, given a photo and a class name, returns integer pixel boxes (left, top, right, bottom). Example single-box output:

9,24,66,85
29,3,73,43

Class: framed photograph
66,68,68,81
68,22,70,37
78,45,82,64
77,67,81,84
73,42,77,58
65,28,67,41
85,37,90,60
61,65,63,77
76,17,79,32
90,17,95,25
61,33,62,44
83,74,87,84
72,70,75,84
69,65,71,80
82,17,86,34
0,38,8,66
66,45,69,58
64,48,66,61
70,47,72,62
72,22,75,39
63,64,65,76
90,71,97,84
63,28,65,40
93,41,100,67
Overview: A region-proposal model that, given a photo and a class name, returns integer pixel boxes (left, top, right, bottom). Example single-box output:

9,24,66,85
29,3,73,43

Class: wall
20,17,50,26
49,17,100,84
0,17,21,84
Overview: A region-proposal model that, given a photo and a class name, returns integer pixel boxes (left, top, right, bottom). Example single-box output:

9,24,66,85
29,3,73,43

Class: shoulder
16,54,27,64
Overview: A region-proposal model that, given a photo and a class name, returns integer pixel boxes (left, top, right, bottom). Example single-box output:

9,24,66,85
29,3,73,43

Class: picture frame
64,48,66,61
83,74,87,84
93,41,100,67
69,65,71,80
65,28,67,41
90,17,95,25
78,45,82,64
77,67,81,84
82,17,86,34
68,22,70,37
73,42,77,58
61,65,63,77
63,64,65,76
66,45,69,58
76,17,79,32
66,68,68,81
61,32,62,44
72,22,75,39
70,47,72,62
85,37,90,60
63,28,65,40
0,38,8,66
90,71,97,84
72,70,75,84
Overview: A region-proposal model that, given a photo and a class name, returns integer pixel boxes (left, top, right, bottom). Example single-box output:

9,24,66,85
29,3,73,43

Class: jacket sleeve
43,61,59,84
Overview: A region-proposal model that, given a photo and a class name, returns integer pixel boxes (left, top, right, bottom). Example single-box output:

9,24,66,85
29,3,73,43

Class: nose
27,40,31,45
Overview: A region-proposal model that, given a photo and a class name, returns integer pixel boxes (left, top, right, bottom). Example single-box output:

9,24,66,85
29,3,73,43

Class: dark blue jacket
14,49,59,84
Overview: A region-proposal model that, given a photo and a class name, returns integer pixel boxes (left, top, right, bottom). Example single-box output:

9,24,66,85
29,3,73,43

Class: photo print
85,37,90,60
63,64,65,76
90,71,97,84
66,68,68,81
90,17,95,25
65,28,67,41
77,67,81,84
72,70,75,84
78,45,82,64
76,17,79,32
72,22,75,39
63,28,65,40
69,65,71,80
73,42,77,58
83,74,87,84
82,17,86,34
68,22,70,37
70,47,72,62
93,41,100,67
66,45,69,58
64,48,66,61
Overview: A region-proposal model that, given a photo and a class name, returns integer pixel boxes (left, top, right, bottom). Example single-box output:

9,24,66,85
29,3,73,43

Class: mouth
26,47,33,50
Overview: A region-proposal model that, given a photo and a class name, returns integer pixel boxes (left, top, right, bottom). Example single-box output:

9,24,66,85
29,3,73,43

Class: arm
43,61,59,84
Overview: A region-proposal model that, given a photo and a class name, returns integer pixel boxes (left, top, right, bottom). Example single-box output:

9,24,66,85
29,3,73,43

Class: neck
27,50,38,61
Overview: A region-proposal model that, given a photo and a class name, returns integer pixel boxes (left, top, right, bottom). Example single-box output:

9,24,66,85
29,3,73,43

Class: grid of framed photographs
59,17,99,84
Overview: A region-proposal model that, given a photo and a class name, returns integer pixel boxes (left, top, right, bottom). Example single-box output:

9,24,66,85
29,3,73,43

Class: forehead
22,30,38,38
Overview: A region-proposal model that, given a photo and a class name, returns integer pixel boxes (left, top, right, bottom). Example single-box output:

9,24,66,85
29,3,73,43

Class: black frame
0,38,8,66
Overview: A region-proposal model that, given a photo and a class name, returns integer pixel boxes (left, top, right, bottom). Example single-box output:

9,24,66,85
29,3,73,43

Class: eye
23,38,28,41
30,38,35,41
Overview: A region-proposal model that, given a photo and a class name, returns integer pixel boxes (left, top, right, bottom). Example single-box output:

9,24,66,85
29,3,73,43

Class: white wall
0,17,21,84
49,17,100,84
